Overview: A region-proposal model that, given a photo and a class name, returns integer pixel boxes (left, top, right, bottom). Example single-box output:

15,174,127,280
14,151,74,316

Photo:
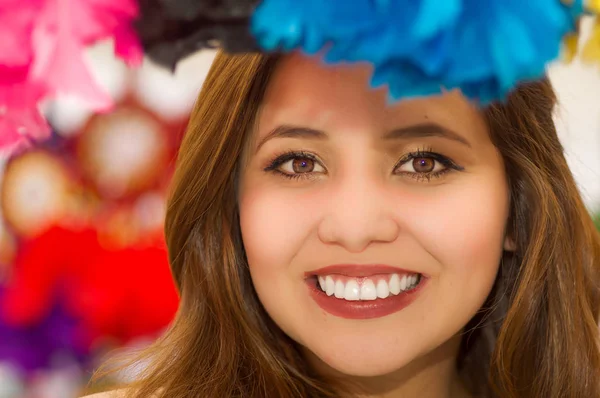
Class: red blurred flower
1,225,178,350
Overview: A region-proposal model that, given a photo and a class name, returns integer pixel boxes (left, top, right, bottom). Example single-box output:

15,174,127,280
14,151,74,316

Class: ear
503,235,516,252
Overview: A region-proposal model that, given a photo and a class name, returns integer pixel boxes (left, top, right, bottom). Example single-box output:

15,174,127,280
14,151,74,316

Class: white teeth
344,280,360,301
389,274,401,295
376,279,389,299
316,273,421,301
334,280,345,298
318,276,326,291
399,275,407,291
412,274,421,288
325,276,335,296
359,280,377,300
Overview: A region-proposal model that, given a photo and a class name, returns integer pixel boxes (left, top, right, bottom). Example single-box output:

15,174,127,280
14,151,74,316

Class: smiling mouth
306,271,426,320
314,273,422,301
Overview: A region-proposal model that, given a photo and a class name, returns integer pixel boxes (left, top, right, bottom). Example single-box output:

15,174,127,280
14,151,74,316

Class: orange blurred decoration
77,107,171,200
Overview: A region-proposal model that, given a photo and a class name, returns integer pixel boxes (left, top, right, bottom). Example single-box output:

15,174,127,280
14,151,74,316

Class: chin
327,359,412,378
305,336,424,378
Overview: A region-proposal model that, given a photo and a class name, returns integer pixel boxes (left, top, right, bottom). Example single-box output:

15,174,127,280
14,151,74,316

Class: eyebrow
255,122,471,153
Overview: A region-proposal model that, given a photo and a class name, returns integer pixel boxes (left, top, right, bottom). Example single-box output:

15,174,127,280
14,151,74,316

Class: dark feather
135,0,261,69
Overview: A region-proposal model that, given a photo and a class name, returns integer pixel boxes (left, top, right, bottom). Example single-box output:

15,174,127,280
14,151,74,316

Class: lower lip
307,277,426,320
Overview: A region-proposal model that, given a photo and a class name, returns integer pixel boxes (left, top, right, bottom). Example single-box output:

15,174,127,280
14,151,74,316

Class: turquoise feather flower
251,0,582,104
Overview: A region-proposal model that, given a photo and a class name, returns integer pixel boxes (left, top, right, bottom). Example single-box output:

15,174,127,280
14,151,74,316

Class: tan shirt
81,389,126,398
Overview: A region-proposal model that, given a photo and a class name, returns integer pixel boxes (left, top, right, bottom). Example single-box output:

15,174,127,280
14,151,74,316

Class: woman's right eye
279,157,325,175
264,152,326,179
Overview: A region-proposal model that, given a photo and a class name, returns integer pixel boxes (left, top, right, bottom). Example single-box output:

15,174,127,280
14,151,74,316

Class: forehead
257,53,488,141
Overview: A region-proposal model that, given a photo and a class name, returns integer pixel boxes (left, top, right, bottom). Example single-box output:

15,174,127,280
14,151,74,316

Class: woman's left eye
396,157,446,174
393,152,460,180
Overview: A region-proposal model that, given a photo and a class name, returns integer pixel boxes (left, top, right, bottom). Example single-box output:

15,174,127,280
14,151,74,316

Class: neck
307,334,470,398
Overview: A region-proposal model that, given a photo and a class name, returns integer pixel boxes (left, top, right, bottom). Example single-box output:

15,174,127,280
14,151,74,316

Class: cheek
238,170,511,377
238,184,325,344
239,185,320,277
240,175,509,282
404,175,509,298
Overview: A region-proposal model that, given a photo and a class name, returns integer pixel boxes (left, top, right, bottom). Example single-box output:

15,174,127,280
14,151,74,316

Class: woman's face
238,53,512,377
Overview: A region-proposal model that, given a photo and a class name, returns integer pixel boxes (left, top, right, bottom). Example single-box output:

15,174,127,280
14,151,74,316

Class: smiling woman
89,52,600,398
237,55,512,395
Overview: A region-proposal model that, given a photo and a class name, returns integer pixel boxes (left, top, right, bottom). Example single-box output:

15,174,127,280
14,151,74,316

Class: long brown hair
93,52,600,397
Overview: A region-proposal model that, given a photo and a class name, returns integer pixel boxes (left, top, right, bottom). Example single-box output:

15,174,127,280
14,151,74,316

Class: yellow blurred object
582,19,600,63
561,3,600,66
563,33,580,62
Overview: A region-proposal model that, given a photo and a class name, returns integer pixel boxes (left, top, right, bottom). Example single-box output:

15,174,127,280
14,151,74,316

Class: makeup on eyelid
261,146,465,183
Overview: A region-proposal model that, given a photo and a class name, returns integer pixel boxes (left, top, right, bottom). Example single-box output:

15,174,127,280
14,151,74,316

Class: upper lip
307,264,421,277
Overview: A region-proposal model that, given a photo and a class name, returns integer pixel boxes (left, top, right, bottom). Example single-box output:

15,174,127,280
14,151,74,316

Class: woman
88,51,600,397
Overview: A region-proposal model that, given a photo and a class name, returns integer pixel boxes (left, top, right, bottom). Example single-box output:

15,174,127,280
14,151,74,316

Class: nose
317,176,400,253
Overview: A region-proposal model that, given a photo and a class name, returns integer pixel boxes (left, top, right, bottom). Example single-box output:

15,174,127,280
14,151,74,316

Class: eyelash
395,148,463,182
264,150,321,181
263,148,464,182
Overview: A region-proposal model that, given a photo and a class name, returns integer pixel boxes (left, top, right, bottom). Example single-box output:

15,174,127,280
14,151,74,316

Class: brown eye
412,157,435,173
277,155,325,175
395,154,448,177
292,158,315,173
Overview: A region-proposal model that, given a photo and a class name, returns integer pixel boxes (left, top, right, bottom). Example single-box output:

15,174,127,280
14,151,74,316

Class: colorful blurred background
0,37,599,398
0,43,216,397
